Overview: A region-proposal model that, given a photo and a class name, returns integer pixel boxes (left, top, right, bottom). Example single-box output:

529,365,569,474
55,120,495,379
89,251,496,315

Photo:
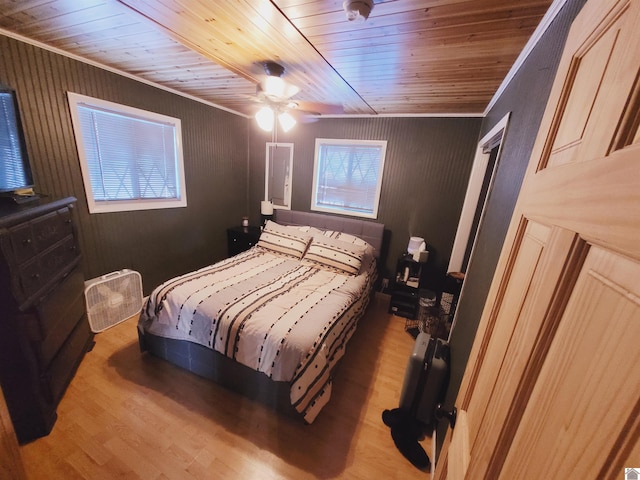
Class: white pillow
302,235,367,275
257,221,311,259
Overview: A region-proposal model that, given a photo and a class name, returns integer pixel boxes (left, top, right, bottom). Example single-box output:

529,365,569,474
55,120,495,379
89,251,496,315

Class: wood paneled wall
0,35,249,292
248,116,482,287
0,31,485,299
0,32,482,295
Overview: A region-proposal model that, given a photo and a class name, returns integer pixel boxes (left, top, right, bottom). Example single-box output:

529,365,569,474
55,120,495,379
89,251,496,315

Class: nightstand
226,226,261,257
389,254,424,319
389,282,420,319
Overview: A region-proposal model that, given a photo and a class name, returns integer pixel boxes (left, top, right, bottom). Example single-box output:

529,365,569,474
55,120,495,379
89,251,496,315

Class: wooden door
435,0,640,478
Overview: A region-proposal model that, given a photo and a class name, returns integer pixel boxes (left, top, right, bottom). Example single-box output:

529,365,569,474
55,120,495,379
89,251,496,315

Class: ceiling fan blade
286,109,318,124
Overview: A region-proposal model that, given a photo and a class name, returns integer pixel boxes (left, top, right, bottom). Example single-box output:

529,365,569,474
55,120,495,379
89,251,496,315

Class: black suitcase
399,332,450,427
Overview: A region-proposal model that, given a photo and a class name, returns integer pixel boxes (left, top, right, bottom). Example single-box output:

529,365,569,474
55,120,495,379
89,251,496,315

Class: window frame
311,138,387,219
265,142,293,210
67,92,187,214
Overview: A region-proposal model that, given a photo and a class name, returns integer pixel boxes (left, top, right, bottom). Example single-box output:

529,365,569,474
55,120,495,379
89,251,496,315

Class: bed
137,210,384,423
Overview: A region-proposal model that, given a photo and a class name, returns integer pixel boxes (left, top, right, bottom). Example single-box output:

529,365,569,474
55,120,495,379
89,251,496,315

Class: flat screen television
0,87,34,195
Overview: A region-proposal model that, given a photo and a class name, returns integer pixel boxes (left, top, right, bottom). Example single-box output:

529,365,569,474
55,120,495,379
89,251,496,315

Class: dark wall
437,0,588,453
0,32,482,295
0,35,249,293
248,117,482,284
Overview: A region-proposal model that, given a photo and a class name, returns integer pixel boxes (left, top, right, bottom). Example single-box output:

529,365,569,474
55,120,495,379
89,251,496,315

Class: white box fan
84,269,143,333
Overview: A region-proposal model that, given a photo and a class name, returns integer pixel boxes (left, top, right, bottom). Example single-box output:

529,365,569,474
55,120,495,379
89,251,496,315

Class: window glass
311,138,386,218
68,92,186,213
0,90,33,192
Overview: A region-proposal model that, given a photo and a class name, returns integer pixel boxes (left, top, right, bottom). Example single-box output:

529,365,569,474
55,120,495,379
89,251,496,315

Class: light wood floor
19,294,432,479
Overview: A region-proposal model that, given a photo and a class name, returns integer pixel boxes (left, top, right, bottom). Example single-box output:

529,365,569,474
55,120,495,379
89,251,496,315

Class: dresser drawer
5,223,37,265
27,271,85,341
32,207,73,252
44,317,91,404
5,207,73,266
29,282,86,369
37,294,85,369
16,236,80,305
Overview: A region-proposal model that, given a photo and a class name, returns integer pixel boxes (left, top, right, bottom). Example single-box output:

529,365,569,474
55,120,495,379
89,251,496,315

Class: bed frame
138,210,384,420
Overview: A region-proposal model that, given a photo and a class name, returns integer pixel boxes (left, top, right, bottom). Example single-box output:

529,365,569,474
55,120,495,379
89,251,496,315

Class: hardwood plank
0,0,552,115
19,294,432,479
0,388,26,480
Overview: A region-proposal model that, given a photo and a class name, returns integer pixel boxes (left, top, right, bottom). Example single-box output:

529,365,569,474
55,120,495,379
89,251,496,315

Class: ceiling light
255,106,274,131
257,62,300,101
262,76,287,99
277,112,296,132
343,0,373,22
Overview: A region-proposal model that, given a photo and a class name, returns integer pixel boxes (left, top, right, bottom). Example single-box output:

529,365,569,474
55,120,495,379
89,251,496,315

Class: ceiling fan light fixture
343,0,373,22
262,76,286,98
260,76,300,100
278,111,296,132
255,106,275,131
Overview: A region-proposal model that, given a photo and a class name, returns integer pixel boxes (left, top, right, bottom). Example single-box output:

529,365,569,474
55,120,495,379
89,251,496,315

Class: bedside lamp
261,200,274,228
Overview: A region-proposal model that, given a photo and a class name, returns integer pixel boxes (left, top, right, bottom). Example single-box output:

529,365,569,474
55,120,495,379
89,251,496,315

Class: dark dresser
0,196,93,443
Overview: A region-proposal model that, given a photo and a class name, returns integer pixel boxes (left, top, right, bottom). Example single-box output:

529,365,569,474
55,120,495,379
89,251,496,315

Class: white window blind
311,138,387,218
68,92,186,213
0,90,33,192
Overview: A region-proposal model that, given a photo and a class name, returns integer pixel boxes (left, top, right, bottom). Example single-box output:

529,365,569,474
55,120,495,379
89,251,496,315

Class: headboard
274,210,385,258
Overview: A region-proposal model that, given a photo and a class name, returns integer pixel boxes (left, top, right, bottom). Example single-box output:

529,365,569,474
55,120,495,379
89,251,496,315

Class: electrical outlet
381,278,389,289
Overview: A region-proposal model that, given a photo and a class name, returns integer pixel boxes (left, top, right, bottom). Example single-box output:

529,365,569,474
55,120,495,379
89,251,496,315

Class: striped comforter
138,245,376,423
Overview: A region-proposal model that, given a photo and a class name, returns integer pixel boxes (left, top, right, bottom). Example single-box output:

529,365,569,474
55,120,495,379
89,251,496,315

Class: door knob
435,403,457,429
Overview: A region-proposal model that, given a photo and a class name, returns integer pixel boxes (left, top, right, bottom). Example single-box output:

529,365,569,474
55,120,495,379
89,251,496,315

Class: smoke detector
343,0,374,22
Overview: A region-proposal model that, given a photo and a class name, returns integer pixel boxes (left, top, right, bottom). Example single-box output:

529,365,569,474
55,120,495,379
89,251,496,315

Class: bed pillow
321,230,376,271
302,235,367,275
286,225,326,238
257,220,311,258
322,230,374,252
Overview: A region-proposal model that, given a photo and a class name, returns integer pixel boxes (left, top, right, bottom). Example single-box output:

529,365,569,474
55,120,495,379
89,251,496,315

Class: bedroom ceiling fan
253,61,342,133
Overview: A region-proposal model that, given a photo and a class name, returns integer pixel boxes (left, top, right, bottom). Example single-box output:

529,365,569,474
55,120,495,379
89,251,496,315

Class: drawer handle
31,273,40,280
22,238,32,246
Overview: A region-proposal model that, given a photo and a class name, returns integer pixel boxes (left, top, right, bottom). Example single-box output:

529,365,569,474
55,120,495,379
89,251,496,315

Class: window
311,138,387,219
68,92,186,213
0,89,33,192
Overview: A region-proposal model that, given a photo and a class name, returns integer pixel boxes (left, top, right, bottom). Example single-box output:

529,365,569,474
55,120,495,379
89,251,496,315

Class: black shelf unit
389,254,424,319
389,283,421,318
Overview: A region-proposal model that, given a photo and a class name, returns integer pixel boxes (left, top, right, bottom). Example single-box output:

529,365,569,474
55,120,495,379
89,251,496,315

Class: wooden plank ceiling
0,0,553,117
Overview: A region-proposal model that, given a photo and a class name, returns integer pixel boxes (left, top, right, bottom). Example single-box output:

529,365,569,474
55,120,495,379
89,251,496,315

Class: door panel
540,0,637,170
436,0,640,478
466,226,587,477
442,220,589,479
465,220,551,442
500,247,640,478
547,11,623,167
448,410,469,480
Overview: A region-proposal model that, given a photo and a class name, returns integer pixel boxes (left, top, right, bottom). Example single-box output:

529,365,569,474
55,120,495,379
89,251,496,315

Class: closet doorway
447,113,510,274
